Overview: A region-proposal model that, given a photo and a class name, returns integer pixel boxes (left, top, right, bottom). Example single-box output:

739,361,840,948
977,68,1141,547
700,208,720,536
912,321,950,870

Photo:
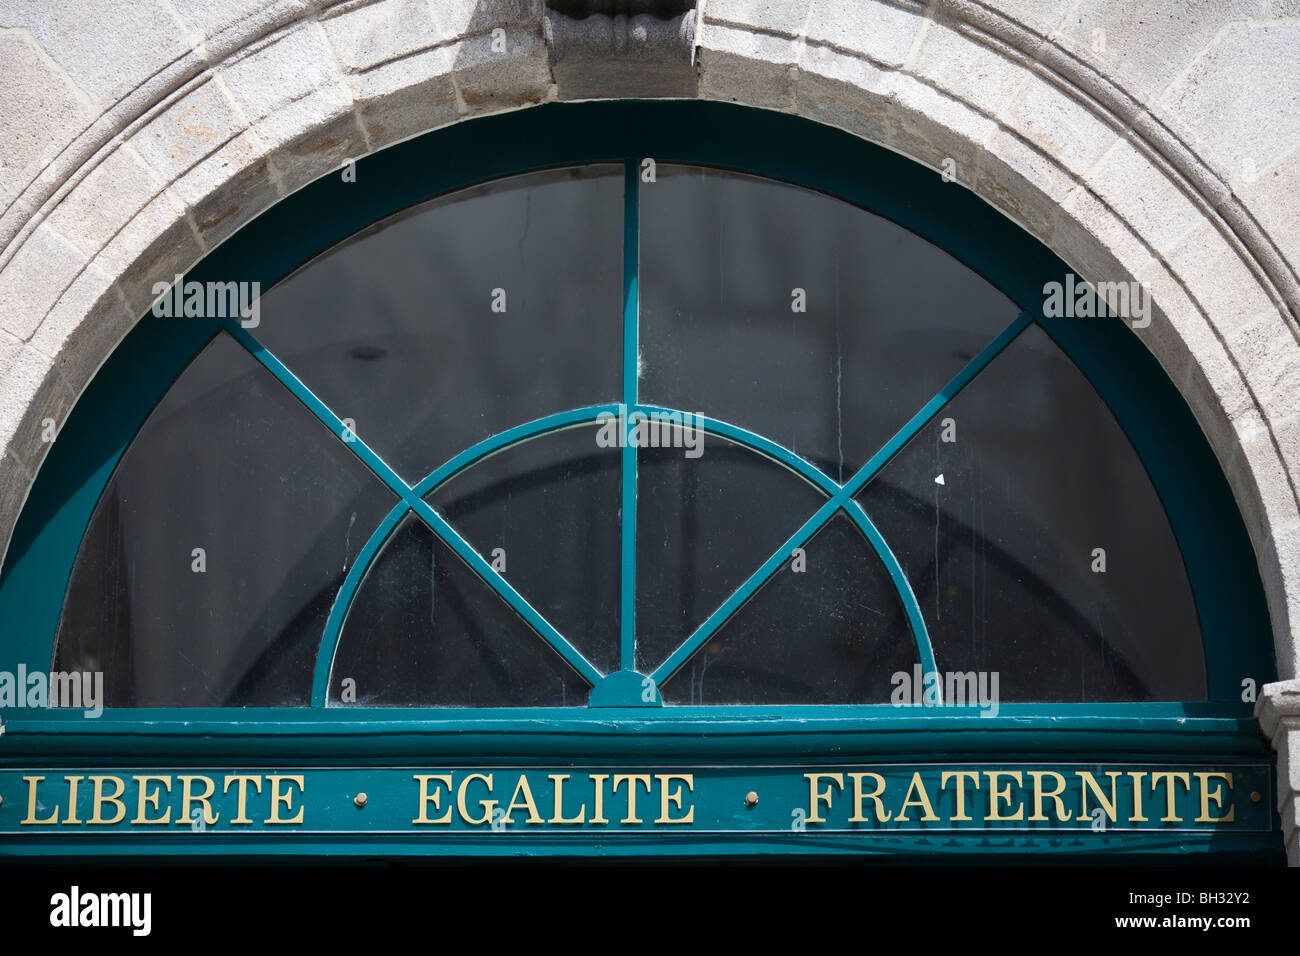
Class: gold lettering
612,774,653,824
1193,772,1235,824
984,771,1024,822
1078,771,1121,825
896,772,940,822
132,775,172,825
589,774,609,825
502,775,544,825
655,774,694,824
1128,771,1148,822
457,773,496,825
62,776,83,825
1028,771,1072,822
940,771,980,822
413,774,454,825
805,772,844,824
1150,771,1191,823
548,774,586,824
20,776,59,825
265,775,305,825
177,775,218,827
848,773,892,823
89,775,127,825
222,774,263,825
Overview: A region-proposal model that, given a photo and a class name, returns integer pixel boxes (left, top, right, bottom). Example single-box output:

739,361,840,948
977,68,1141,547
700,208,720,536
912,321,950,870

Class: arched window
0,102,1280,860
51,161,1207,709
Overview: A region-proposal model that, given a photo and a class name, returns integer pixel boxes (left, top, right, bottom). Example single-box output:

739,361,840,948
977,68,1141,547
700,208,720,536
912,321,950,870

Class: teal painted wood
0,705,1273,757
0,100,1280,864
316,401,939,701
0,761,1276,851
0,832,1282,861
619,159,640,683
410,405,621,498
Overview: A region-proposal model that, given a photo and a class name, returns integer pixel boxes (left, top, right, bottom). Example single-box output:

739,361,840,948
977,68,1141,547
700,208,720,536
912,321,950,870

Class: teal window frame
0,100,1280,859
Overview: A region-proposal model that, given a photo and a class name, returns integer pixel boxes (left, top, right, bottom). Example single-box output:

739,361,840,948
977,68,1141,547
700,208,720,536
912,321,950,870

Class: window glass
857,324,1207,701
427,425,620,676
634,431,827,675
257,166,624,482
329,515,590,706
639,165,1019,479
659,513,915,705
50,163,1210,711
54,332,398,706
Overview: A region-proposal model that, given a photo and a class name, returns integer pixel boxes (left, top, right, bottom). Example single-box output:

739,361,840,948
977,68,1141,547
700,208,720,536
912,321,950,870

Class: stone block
1161,20,1300,186
0,29,98,212
133,77,246,186
45,144,164,260
167,129,279,254
0,222,89,340
698,20,799,110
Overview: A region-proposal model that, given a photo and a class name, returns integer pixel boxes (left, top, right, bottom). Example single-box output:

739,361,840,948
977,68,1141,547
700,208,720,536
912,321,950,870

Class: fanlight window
53,163,1205,708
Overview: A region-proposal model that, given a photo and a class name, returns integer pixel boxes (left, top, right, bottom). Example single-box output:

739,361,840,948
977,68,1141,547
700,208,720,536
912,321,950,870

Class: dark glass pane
54,332,397,706
857,324,1206,702
257,165,624,481
427,425,620,675
640,165,1019,480
659,513,916,705
329,515,590,705
635,431,827,674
